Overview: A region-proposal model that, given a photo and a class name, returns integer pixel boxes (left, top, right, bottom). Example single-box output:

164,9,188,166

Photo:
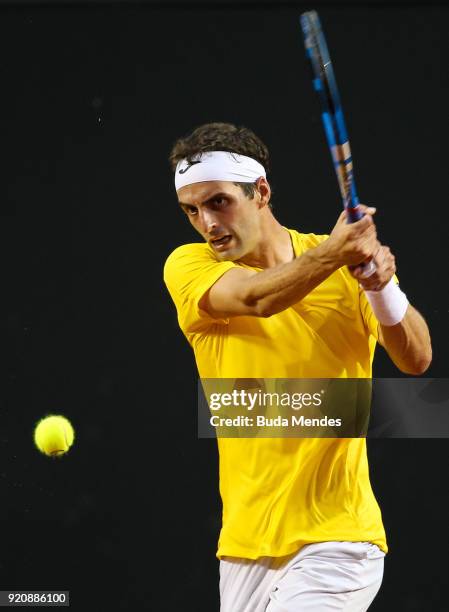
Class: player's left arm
351,245,432,375
377,305,432,375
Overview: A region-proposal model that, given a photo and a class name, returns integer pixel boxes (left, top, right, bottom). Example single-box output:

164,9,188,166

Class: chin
216,251,238,262
219,244,246,262
212,242,242,262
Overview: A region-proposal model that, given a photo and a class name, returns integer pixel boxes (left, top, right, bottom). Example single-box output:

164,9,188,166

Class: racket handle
346,203,363,222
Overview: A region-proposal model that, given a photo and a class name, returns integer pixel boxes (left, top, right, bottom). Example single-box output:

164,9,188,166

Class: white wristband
364,278,409,326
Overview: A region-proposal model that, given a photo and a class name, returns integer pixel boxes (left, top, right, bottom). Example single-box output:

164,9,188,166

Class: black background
0,1,448,610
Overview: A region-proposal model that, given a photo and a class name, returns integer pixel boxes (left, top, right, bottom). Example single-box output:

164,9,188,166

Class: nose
198,209,218,234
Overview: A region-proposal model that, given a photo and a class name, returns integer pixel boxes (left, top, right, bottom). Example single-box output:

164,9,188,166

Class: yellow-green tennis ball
33,415,75,457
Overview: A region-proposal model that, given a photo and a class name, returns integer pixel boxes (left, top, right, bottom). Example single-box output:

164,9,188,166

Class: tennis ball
33,414,75,457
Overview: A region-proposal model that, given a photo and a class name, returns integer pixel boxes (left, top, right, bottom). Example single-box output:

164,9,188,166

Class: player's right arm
200,207,379,319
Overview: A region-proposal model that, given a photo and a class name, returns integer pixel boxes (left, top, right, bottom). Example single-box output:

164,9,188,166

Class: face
177,181,263,261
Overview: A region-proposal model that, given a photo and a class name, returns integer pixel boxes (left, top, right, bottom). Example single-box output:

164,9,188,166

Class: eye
212,196,227,207
185,205,198,216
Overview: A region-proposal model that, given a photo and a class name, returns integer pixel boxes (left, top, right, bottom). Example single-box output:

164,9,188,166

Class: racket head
300,10,361,221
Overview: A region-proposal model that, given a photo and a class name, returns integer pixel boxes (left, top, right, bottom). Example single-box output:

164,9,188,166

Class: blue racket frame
300,11,362,222
300,11,376,278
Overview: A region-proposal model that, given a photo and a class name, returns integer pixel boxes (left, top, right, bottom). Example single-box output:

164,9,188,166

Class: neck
239,213,294,269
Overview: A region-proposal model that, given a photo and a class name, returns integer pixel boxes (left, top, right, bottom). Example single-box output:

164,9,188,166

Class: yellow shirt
163,229,387,560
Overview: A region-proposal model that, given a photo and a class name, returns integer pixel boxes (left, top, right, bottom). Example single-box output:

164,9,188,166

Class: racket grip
346,204,363,223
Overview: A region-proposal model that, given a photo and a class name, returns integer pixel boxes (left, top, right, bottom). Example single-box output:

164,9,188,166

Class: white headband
175,151,266,191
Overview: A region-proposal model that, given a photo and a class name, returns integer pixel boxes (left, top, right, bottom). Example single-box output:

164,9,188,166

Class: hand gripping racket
300,11,376,278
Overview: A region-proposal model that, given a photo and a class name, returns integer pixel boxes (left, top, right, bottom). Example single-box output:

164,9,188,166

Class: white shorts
220,541,385,612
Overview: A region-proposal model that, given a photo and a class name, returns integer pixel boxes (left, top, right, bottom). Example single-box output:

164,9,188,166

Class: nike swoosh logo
179,160,202,174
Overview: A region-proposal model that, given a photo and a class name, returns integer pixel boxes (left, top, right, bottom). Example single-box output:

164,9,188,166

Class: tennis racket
300,10,376,278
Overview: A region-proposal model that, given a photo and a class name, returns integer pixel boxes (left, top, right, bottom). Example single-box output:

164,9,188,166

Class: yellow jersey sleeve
163,243,236,333
359,288,379,340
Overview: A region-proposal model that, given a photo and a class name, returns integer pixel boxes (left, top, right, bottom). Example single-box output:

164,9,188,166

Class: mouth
210,235,232,250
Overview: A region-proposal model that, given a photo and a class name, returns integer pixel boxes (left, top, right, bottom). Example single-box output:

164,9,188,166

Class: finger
351,267,367,281
351,212,377,232
336,209,349,225
375,245,394,268
373,246,386,266
357,204,377,216
366,235,380,258
351,265,378,282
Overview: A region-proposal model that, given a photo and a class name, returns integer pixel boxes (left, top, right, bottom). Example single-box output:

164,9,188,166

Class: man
163,122,432,611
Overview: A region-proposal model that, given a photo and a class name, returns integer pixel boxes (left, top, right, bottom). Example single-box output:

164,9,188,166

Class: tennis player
163,123,432,611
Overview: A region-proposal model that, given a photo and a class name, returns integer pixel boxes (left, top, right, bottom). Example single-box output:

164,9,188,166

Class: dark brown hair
169,122,272,203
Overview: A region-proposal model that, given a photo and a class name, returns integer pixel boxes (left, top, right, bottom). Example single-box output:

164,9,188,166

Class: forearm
245,241,339,316
379,305,432,375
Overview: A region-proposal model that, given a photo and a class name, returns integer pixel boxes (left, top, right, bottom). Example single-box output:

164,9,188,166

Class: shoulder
164,241,213,263
287,228,329,254
163,241,235,302
163,242,236,329
164,242,215,275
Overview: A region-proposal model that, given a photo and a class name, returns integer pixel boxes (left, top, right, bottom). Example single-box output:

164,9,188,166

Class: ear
255,176,271,208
